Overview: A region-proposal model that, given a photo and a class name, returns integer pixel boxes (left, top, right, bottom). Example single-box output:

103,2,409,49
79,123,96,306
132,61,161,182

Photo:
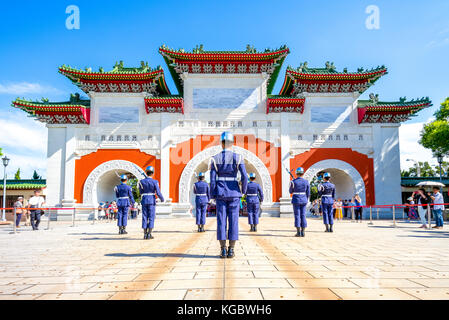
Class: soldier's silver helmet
146,166,154,174
221,132,234,143
198,172,205,177
120,174,128,180
323,172,331,179
296,167,305,175
249,173,256,179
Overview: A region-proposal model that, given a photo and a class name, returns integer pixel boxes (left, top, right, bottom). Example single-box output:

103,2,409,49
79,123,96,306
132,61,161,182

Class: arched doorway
178,145,273,207
304,159,366,204
82,160,146,206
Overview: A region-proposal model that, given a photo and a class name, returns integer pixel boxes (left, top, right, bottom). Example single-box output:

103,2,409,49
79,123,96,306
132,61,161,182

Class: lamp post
2,156,10,221
406,159,421,177
437,154,444,183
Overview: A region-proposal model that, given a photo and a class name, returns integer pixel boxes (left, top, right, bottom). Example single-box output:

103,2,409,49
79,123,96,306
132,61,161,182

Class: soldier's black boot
201,225,205,232
300,227,305,237
143,229,148,239
325,224,330,232
219,240,227,258
295,227,301,237
227,240,236,258
148,228,154,239
329,224,334,233
122,227,128,235
197,225,201,232
119,227,122,234
249,225,253,232
254,225,257,232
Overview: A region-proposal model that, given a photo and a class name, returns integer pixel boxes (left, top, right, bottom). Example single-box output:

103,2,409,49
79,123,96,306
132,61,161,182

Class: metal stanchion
369,206,373,225
427,205,432,230
92,208,96,225
377,207,379,220
72,207,76,227
13,207,17,234
46,208,51,230
351,207,355,222
402,206,405,220
392,205,396,227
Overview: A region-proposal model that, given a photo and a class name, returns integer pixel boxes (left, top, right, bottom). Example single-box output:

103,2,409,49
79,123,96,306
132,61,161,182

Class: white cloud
399,122,437,170
0,82,62,95
0,118,47,153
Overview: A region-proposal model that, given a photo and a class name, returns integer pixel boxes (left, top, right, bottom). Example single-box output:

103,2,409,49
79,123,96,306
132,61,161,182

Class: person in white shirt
28,190,46,230
431,187,445,229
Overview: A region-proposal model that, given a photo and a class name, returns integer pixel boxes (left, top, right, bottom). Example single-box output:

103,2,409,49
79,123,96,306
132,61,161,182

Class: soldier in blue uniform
114,175,135,235
138,166,165,240
289,167,310,237
210,132,248,258
245,173,263,232
193,172,210,232
318,172,336,232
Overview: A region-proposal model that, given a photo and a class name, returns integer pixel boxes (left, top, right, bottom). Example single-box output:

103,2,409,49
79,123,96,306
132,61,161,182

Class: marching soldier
318,172,336,233
245,173,263,232
210,132,248,258
114,175,135,235
138,166,165,239
193,172,210,232
289,167,310,237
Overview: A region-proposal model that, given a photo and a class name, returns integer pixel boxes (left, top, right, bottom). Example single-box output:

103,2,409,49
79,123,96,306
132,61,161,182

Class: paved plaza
1,217,449,300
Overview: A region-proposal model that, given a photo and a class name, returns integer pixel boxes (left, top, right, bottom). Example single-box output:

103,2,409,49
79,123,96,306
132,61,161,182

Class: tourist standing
289,167,310,237
318,173,336,232
210,132,248,259
334,198,343,221
13,197,24,228
114,175,135,235
138,166,165,240
245,173,263,232
28,190,45,231
354,194,363,222
343,199,349,219
431,187,445,229
414,188,429,228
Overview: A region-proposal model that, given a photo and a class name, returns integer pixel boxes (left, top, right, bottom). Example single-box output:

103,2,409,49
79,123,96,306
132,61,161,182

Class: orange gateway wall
74,149,160,203
290,148,375,205
169,135,282,203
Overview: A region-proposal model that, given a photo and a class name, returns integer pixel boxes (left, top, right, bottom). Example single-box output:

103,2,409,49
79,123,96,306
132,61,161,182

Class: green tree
128,177,140,204
401,161,437,177
32,170,41,180
420,98,449,157
309,176,320,202
14,168,21,180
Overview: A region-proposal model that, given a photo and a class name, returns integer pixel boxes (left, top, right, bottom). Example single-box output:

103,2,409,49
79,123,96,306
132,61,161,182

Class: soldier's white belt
141,193,155,196
322,195,332,197
246,194,258,196
293,192,306,195
118,197,130,199
217,177,238,181
196,194,207,196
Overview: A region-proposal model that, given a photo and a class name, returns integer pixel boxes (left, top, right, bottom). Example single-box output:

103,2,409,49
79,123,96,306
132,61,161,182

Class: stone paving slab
1,217,449,300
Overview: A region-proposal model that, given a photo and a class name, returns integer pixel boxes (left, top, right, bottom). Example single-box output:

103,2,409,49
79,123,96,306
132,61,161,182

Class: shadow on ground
105,252,219,259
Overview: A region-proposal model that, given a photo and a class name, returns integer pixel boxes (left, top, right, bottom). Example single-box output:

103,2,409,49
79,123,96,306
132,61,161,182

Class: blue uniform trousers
216,198,240,241
322,203,334,225
117,206,129,227
142,204,156,229
247,203,260,225
293,204,307,228
196,203,207,225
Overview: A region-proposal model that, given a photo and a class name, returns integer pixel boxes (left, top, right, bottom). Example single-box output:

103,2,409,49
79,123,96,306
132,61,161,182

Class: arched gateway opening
82,160,146,206
178,146,273,208
304,159,366,204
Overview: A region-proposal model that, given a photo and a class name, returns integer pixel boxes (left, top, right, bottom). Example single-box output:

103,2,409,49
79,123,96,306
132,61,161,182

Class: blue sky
0,0,448,178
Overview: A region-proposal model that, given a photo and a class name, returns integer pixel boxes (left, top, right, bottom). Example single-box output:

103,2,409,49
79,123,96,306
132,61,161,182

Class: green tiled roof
401,177,449,187
0,179,47,190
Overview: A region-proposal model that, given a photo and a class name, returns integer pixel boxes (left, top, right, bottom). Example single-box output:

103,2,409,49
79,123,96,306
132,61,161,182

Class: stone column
158,114,173,216
279,113,293,217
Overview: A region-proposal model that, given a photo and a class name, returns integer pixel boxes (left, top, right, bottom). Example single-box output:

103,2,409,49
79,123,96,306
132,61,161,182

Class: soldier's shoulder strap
235,152,242,166
210,155,218,171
